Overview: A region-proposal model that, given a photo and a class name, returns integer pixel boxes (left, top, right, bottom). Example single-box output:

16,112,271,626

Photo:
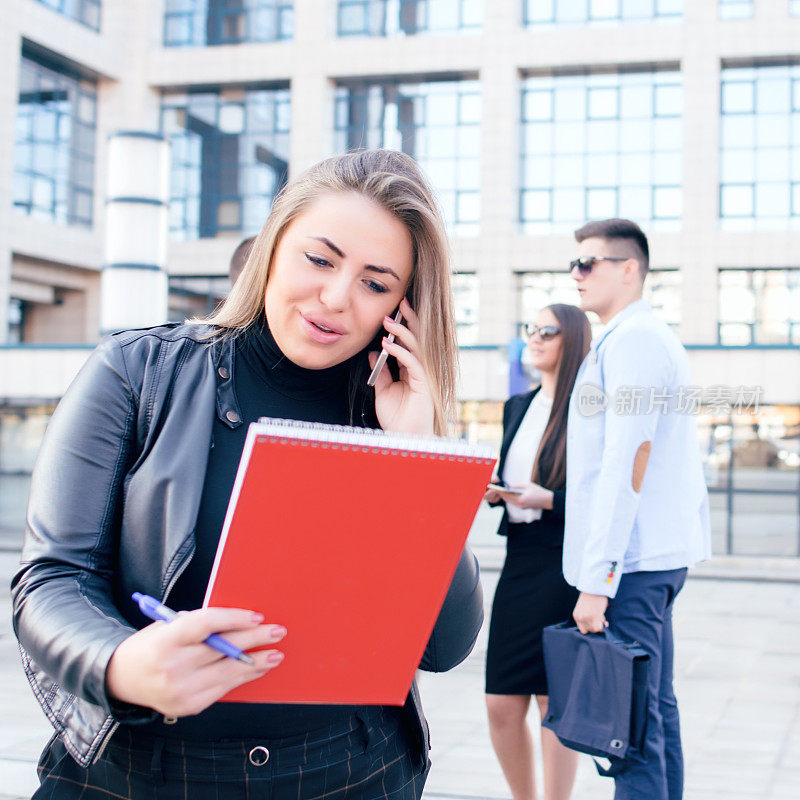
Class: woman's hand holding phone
369,297,435,436
484,476,510,504
485,480,553,510
484,486,502,504
500,481,554,511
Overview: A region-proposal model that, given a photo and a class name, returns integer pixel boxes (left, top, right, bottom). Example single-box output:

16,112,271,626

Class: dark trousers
605,568,687,800
34,708,429,800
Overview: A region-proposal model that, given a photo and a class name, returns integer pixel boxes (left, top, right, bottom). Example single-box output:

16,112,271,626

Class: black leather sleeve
418,546,483,672
11,337,140,716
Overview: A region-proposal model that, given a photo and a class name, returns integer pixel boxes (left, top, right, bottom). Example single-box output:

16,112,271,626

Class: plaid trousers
34,708,429,800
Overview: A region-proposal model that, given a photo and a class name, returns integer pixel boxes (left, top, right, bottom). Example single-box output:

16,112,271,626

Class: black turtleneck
162,320,382,739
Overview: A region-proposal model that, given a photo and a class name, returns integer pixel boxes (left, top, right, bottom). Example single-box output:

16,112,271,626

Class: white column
100,131,170,334
287,0,330,175
476,4,519,349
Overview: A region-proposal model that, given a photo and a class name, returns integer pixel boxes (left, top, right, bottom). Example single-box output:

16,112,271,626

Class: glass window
720,184,754,217
35,0,102,31
718,268,800,345
334,78,481,235
162,86,290,240
516,269,681,334
720,64,800,230
520,69,682,233
337,0,482,37
516,272,580,336
588,87,619,119
8,298,25,344
645,269,681,333
0,407,57,549
722,81,755,114
452,272,479,344
164,0,293,47
524,0,681,25
13,53,97,227
718,0,752,18
654,83,682,117
720,149,755,185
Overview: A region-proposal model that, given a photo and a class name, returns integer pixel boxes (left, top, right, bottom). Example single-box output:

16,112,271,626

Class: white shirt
564,300,712,597
502,390,553,523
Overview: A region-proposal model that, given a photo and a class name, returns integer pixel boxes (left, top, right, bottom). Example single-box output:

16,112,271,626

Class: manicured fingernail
270,625,287,639
266,651,284,665
251,612,264,623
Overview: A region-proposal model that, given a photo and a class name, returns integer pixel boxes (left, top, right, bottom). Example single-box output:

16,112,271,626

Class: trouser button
249,746,269,766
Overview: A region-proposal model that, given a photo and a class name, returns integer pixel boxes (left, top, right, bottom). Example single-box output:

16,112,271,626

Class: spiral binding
254,417,494,461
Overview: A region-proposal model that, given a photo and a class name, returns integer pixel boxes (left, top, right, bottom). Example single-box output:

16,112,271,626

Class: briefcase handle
547,622,646,654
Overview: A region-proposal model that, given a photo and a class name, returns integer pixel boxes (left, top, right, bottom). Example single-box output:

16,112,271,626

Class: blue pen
132,592,255,666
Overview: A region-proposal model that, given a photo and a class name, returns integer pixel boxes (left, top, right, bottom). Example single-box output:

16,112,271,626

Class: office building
1,0,798,555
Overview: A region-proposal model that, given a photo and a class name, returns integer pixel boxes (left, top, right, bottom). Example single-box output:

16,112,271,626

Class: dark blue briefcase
541,622,650,777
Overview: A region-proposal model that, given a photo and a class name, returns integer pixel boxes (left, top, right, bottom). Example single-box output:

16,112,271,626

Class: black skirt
485,522,579,696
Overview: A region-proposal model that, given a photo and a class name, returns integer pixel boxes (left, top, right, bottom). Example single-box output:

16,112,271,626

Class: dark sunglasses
524,324,561,341
569,255,629,275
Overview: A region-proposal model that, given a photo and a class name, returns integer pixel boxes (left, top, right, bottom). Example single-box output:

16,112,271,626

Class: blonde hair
198,149,458,435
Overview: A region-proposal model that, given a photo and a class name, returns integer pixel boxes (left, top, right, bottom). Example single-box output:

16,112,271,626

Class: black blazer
492,387,566,541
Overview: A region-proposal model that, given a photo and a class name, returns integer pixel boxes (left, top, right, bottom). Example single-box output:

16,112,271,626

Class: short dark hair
229,236,256,285
574,218,649,279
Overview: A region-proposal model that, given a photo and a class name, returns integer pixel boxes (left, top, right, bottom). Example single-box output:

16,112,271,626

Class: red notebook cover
203,419,495,705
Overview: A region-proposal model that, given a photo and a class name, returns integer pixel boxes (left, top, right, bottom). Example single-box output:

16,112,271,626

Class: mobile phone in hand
487,482,524,495
367,309,403,387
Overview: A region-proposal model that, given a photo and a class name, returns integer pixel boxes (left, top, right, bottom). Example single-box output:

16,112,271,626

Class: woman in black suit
485,303,590,800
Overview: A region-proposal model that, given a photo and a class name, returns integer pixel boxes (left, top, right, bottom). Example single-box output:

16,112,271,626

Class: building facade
1,0,799,555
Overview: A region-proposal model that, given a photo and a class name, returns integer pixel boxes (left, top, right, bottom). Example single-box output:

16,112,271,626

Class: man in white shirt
564,218,711,800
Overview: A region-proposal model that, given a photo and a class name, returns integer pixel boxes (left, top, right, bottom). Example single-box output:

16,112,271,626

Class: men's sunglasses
569,256,629,275
524,324,561,341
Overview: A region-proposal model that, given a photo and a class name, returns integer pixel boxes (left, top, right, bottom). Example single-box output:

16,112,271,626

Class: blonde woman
13,150,483,800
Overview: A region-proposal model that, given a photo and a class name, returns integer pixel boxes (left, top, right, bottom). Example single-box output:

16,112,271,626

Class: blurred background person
484,303,591,800
229,235,256,286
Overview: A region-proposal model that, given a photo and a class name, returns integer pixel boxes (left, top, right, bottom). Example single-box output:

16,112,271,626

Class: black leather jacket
11,323,484,767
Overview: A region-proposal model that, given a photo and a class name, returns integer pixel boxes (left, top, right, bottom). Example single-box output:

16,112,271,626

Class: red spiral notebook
203,418,495,705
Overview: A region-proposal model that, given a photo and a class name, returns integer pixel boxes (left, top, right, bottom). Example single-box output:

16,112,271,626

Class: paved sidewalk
1,547,799,799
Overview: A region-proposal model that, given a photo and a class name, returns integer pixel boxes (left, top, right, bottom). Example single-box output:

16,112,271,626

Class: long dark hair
531,303,591,490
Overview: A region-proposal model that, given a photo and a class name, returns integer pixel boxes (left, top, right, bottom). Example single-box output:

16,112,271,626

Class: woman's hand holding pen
106,607,286,718
369,298,435,436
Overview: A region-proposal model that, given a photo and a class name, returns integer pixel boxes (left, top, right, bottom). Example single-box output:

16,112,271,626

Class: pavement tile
685,762,774,790
1,556,799,800
766,782,800,799
0,758,39,800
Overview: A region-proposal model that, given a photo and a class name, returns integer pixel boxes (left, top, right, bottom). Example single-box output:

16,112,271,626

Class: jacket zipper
162,538,197,605
92,719,119,763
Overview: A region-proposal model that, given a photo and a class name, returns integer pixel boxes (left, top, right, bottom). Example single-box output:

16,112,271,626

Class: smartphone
367,308,403,387
487,483,524,495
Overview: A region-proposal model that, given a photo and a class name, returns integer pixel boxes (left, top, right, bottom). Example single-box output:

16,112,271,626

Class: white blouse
502,391,553,524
